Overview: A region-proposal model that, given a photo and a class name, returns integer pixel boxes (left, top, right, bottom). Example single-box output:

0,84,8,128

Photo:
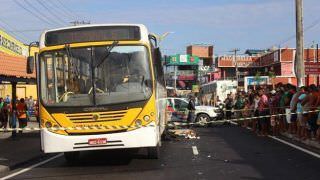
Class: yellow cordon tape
1,109,319,132
168,109,320,127
0,124,156,132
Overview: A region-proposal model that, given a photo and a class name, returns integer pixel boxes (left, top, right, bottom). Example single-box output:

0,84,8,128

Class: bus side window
152,47,165,87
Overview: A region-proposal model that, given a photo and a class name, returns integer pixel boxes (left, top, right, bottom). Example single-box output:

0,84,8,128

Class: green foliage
268,71,276,78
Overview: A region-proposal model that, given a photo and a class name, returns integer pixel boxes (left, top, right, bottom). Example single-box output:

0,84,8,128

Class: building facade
186,44,214,66
216,48,320,88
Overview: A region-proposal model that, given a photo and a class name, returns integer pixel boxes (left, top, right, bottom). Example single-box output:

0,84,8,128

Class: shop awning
0,52,36,83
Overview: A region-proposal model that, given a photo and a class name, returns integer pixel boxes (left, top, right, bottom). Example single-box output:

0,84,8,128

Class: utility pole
317,43,319,85
70,20,91,26
231,48,240,88
295,0,305,87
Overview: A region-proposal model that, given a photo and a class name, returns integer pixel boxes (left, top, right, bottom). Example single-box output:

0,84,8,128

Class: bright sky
0,0,319,55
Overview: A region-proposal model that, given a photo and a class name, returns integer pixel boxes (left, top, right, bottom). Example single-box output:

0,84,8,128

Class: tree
268,71,276,89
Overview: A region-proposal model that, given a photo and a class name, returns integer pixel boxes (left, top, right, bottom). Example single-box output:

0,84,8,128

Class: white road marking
268,135,320,159
230,121,320,159
192,146,199,155
1,153,63,180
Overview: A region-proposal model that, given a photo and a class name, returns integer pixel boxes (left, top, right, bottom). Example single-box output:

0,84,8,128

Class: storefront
165,54,200,93
0,29,37,100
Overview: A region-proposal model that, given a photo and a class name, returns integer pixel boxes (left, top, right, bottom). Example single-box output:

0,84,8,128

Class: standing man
289,86,300,134
187,96,196,125
225,94,233,120
5,95,10,104
27,96,34,118
258,88,269,136
16,98,28,134
0,98,6,129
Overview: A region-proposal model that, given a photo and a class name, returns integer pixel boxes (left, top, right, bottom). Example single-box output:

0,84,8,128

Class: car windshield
39,45,152,107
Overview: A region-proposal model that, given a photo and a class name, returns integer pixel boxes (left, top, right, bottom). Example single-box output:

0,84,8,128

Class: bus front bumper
41,122,158,153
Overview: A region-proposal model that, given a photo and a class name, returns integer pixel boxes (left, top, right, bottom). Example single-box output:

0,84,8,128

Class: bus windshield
40,45,153,107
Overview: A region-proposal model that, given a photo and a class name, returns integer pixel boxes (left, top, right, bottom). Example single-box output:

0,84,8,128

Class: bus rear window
45,26,141,46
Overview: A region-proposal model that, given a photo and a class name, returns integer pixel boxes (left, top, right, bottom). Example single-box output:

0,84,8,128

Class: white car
165,97,220,124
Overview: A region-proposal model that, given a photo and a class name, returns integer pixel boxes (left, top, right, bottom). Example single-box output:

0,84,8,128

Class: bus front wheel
147,144,160,159
64,152,80,163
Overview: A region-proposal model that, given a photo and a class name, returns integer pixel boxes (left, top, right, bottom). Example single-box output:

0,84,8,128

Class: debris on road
168,129,199,139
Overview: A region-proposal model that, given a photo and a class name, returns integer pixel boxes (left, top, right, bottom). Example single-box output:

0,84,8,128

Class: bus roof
39,24,150,48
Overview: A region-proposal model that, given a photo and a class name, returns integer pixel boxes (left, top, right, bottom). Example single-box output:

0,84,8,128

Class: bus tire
147,144,160,159
64,152,80,163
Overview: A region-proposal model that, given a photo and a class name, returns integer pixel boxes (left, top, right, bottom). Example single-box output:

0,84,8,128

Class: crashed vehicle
165,97,220,125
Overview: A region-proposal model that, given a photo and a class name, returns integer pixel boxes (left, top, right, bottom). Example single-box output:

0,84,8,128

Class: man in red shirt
16,98,28,134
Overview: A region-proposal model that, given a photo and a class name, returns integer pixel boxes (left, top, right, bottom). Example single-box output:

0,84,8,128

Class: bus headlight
143,115,150,122
45,121,52,128
135,119,142,126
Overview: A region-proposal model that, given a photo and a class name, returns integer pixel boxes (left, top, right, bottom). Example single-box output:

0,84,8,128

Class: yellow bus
27,24,167,161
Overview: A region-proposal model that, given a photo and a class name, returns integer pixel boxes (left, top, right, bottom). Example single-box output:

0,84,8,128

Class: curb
280,133,320,151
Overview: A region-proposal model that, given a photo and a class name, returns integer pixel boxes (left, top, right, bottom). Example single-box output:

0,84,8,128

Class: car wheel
196,114,210,126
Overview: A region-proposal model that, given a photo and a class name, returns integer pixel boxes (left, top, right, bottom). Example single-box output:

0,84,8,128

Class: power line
55,0,81,20
0,18,31,43
6,29,44,33
23,0,63,26
45,0,75,20
273,16,320,48
0,24,30,43
35,0,68,25
13,0,55,27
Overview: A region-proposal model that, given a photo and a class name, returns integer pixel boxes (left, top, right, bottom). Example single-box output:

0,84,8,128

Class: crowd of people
0,95,36,134
222,83,320,142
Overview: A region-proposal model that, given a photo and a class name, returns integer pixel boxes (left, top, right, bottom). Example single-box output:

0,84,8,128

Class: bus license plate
88,138,107,145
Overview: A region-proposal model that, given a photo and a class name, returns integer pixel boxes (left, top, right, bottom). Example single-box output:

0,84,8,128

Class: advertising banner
167,54,200,65
305,62,320,75
0,29,28,56
244,76,270,92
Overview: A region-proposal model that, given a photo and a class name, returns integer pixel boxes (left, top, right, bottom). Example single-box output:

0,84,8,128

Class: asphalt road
2,125,320,180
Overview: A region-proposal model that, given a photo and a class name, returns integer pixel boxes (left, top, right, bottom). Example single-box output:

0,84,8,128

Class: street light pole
154,32,176,91
174,65,177,91
231,48,240,88
295,0,305,87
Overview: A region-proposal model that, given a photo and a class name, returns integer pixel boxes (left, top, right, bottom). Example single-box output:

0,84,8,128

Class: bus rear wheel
64,152,80,163
147,144,160,159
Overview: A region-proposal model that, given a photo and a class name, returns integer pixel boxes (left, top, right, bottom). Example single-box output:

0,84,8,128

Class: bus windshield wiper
95,41,119,68
64,44,80,77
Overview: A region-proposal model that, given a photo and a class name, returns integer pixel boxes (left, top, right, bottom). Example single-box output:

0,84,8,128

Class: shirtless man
301,84,318,139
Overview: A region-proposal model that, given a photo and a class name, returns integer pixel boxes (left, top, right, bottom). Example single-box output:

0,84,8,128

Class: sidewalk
0,120,45,175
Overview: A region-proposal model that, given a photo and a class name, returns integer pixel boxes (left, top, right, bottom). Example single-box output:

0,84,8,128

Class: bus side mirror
27,56,34,74
154,48,161,62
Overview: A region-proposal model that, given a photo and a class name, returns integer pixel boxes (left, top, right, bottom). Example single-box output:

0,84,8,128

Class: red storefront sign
305,62,320,75
178,75,196,80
